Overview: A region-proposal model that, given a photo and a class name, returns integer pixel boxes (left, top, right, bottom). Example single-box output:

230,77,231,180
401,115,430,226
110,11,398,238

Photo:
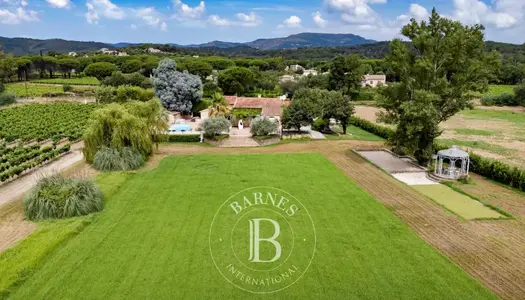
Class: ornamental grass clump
92,147,144,171
23,174,103,221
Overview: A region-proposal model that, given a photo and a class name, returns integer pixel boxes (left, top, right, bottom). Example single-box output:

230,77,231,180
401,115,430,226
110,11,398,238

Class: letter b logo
248,218,281,263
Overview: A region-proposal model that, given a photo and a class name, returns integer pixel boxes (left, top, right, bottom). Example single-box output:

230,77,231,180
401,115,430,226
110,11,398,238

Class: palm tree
208,92,231,117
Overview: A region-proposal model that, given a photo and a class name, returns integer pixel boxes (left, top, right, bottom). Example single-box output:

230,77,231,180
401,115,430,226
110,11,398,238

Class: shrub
250,118,278,136
0,82,5,93
95,86,117,104
349,117,394,139
103,72,152,89
355,89,376,101
115,85,154,103
481,93,518,106
515,85,525,106
0,93,16,107
102,71,127,87
62,84,73,92
92,147,144,171
23,174,103,221
203,116,230,137
311,118,325,131
166,134,201,142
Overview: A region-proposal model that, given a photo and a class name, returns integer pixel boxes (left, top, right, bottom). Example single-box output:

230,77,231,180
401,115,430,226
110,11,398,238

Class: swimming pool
169,124,192,132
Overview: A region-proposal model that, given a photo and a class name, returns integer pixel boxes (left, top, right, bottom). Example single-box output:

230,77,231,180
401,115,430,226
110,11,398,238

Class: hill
244,33,377,50
0,36,114,56
1,32,377,55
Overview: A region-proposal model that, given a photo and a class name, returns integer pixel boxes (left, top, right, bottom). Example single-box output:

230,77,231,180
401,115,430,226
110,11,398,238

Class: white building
148,48,162,53
68,52,77,57
302,69,318,77
285,64,304,72
361,75,387,88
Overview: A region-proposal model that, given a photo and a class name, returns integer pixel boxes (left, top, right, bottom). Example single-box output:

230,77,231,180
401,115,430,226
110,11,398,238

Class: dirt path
155,141,525,300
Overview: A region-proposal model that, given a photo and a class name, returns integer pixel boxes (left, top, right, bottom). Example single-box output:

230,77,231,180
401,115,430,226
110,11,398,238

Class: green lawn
3,154,495,299
324,125,385,141
459,109,525,126
5,83,95,97
452,128,495,136
412,185,504,220
31,77,100,86
484,85,515,97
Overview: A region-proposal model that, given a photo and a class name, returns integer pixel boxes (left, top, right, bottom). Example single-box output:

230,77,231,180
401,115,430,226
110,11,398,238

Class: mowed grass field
31,77,100,86
5,82,95,97
3,154,495,299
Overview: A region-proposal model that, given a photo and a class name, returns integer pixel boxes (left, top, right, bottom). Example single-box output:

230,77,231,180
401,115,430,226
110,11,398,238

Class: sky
1,0,524,45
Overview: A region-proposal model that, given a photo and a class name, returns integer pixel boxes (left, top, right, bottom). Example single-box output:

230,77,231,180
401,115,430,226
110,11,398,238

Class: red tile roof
225,96,285,117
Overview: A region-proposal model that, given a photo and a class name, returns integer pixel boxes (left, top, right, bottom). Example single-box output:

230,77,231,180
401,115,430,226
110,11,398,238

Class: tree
125,99,169,149
83,104,153,163
0,54,17,82
329,54,363,96
141,56,159,77
85,62,118,80
121,59,142,73
281,101,314,132
43,56,57,78
202,116,230,137
320,90,354,134
153,58,202,113
57,58,80,78
376,9,499,163
184,59,213,80
16,58,32,81
250,118,278,136
217,67,255,95
208,92,230,116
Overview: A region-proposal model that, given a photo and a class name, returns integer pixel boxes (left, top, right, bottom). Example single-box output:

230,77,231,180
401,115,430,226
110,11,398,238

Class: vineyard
0,103,98,142
0,143,70,182
0,103,99,183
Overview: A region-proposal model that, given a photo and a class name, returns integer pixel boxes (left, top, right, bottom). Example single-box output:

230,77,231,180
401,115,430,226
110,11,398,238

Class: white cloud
160,21,168,31
312,11,326,28
130,23,137,29
278,15,302,28
205,12,261,27
45,0,70,9
0,6,38,24
397,4,430,25
172,0,205,20
85,3,99,24
236,12,261,27
453,0,518,29
325,0,386,24
208,14,229,26
85,0,125,24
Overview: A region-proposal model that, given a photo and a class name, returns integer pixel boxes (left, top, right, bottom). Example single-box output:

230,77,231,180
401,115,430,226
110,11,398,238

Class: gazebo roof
437,146,469,158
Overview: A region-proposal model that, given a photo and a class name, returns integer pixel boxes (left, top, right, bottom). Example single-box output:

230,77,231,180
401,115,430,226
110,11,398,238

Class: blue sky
1,0,524,44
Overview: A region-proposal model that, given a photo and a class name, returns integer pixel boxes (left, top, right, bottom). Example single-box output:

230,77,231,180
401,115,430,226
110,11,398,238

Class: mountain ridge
0,32,377,55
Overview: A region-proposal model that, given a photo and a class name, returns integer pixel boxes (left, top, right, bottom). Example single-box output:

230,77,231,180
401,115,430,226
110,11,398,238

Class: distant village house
362,74,386,88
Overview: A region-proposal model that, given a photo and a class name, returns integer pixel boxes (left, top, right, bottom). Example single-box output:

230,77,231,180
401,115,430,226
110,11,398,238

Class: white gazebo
433,146,470,179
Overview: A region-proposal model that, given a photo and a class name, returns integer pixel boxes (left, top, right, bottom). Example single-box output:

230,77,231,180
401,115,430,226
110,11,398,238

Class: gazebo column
466,158,470,175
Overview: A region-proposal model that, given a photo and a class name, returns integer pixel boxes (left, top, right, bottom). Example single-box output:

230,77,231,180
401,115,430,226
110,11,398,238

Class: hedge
165,134,201,143
350,116,525,193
